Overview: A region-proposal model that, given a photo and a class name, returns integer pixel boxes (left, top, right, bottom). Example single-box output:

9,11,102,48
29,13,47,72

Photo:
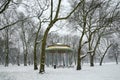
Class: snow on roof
46,43,73,53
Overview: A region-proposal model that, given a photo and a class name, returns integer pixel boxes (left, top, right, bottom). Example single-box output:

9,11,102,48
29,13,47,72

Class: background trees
69,0,120,70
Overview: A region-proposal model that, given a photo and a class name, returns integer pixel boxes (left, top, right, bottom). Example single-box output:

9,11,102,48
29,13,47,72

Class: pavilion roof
46,43,73,53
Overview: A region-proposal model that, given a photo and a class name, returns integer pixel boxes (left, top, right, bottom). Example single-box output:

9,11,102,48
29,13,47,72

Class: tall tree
32,0,49,70
39,0,84,73
109,43,120,64
69,0,102,70
88,0,120,66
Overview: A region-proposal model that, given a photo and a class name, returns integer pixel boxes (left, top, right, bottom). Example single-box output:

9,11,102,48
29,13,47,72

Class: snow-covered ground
0,63,120,80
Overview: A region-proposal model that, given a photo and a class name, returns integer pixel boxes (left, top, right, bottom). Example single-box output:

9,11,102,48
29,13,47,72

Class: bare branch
50,0,53,21
0,16,36,31
54,0,62,19
0,0,11,14
57,0,84,20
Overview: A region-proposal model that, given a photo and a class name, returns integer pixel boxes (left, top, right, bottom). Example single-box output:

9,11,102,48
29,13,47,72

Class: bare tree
2,13,11,67
17,12,36,66
87,0,120,67
69,0,120,69
39,0,84,73
69,0,102,70
108,42,120,64
99,44,112,66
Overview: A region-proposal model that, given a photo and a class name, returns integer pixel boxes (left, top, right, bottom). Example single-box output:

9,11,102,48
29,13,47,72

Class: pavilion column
63,53,65,67
52,53,54,66
60,53,62,65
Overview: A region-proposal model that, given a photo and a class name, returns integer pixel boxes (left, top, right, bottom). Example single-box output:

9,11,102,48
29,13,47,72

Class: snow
0,63,120,80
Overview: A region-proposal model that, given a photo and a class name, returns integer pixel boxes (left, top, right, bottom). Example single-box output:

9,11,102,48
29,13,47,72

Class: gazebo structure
45,43,73,68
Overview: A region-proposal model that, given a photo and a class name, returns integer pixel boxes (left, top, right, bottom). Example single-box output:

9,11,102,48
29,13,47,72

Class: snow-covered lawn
0,63,120,80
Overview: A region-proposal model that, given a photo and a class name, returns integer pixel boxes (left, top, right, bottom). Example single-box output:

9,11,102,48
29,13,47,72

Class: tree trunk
24,45,28,66
39,40,46,73
115,57,118,64
33,22,41,70
90,55,94,67
76,18,86,70
77,24,86,70
5,28,9,67
100,56,103,66
100,44,112,66
5,48,9,67
39,26,51,73
33,42,38,70
17,52,20,66
77,0,86,70
115,54,118,64
76,46,81,70
24,50,28,66
39,18,56,73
